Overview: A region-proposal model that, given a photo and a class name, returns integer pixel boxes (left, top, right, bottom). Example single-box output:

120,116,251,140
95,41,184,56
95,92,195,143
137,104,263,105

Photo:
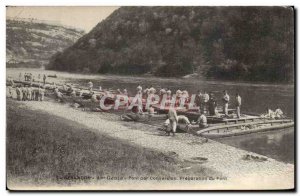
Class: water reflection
216,128,294,164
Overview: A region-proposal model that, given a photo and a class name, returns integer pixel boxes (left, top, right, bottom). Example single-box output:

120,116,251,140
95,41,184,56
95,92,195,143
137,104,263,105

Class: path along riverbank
6,94,294,190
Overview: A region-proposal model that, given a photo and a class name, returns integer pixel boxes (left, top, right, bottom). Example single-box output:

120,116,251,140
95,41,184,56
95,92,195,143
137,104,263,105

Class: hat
176,90,182,94
160,89,166,94
149,87,156,93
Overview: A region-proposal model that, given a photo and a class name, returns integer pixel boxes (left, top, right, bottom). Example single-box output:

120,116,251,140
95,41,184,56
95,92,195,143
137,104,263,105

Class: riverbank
6,97,294,190
7,99,219,190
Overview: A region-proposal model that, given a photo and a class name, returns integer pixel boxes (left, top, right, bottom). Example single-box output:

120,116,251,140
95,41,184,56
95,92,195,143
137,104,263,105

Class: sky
6,6,119,32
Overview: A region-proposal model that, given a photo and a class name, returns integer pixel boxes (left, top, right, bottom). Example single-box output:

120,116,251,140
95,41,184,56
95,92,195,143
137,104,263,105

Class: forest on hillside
47,7,294,83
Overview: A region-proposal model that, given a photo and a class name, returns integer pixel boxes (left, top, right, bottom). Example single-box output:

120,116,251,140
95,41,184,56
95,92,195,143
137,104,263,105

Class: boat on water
151,104,189,113
178,119,294,138
183,111,263,123
47,74,57,78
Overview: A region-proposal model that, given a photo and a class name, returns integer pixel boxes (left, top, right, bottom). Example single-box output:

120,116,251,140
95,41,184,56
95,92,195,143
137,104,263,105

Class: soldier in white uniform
222,90,230,116
123,89,128,96
235,93,242,118
88,81,93,92
16,86,23,101
167,108,178,136
27,85,33,101
39,86,45,101
202,91,209,114
137,85,142,93
196,112,208,128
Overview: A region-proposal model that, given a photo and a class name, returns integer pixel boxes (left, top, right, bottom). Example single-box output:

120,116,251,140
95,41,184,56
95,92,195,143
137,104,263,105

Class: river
6,68,295,164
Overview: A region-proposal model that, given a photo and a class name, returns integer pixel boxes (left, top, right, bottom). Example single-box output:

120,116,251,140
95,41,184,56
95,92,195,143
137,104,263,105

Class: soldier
16,86,23,101
19,72,22,81
222,90,230,116
31,87,36,101
39,86,45,101
43,74,47,85
196,111,208,128
167,108,178,136
195,90,202,112
123,89,128,96
27,85,32,101
202,91,209,114
22,85,28,101
137,85,142,94
88,81,93,92
208,93,217,116
235,93,242,118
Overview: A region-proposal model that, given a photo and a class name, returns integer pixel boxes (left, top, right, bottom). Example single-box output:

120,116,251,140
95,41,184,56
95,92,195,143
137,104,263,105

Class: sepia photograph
5,5,295,191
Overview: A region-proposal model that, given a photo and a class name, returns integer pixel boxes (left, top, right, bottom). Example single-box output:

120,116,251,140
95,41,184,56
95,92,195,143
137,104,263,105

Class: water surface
216,128,294,164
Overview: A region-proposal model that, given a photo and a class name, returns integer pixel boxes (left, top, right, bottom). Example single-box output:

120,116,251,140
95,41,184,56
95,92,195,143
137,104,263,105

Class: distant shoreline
7,67,295,88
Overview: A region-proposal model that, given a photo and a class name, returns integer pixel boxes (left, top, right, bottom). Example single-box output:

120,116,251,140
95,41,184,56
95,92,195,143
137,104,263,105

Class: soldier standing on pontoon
208,92,217,116
222,90,230,116
202,91,209,114
235,93,242,118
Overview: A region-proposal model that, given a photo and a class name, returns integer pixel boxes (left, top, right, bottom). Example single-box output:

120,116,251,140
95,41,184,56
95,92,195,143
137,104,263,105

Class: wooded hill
47,7,294,82
7,19,85,68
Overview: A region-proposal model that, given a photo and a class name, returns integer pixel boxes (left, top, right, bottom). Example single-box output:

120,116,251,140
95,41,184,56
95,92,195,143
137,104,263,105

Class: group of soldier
134,85,242,117
196,90,242,118
163,90,242,136
15,85,45,101
7,75,46,102
20,72,47,85
132,85,243,136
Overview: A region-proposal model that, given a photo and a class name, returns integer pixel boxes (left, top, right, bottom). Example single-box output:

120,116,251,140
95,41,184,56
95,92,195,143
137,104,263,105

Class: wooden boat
182,109,236,120
10,80,118,98
120,113,168,122
48,74,57,78
179,119,294,139
151,104,189,114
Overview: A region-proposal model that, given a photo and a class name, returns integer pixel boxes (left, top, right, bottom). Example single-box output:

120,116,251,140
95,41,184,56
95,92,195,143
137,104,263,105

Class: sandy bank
8,98,294,190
